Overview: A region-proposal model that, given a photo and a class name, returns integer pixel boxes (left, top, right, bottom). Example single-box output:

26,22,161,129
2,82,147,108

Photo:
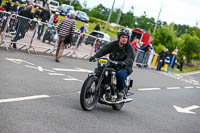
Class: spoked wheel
80,76,99,111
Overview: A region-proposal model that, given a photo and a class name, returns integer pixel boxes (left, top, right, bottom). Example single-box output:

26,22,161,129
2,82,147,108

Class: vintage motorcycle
80,58,134,111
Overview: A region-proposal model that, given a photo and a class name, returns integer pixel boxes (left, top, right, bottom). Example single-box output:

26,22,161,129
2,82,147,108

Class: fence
0,11,159,68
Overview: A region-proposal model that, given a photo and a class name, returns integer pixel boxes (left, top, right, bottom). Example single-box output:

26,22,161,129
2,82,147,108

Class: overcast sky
79,0,200,27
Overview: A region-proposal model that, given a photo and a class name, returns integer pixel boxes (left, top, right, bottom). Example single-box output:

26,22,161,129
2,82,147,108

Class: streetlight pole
117,0,125,25
104,0,116,33
153,2,163,34
70,0,73,6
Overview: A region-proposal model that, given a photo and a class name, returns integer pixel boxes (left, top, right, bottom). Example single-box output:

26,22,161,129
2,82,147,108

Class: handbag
63,34,72,44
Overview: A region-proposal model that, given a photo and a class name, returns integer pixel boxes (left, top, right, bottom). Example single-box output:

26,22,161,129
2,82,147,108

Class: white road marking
5,58,35,65
48,73,65,76
63,76,84,82
53,67,92,73
38,66,43,72
166,87,181,90
184,86,194,89
189,79,199,83
196,86,200,88
173,105,200,114
181,71,200,76
137,88,161,91
0,95,50,103
25,65,55,73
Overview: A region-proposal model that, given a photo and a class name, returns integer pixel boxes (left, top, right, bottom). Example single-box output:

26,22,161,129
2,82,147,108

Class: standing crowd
0,0,77,62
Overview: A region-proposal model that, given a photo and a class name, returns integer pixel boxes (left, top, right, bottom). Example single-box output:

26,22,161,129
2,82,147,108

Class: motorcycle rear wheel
80,76,99,111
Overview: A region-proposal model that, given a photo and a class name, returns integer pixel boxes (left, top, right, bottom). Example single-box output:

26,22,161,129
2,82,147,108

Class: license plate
99,59,108,65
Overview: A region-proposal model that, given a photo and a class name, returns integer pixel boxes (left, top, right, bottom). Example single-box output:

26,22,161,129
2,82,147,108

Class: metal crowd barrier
0,11,160,68
0,10,110,59
133,49,159,68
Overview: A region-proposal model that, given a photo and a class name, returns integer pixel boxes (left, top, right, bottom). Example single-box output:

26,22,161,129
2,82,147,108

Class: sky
78,0,200,27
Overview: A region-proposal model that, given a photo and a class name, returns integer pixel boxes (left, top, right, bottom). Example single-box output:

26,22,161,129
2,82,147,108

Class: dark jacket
159,51,166,61
19,9,33,19
33,10,40,19
18,6,25,14
4,1,11,12
18,9,33,30
93,41,135,75
39,9,50,22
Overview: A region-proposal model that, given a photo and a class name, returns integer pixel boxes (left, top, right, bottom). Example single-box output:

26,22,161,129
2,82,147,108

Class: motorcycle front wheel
80,76,99,111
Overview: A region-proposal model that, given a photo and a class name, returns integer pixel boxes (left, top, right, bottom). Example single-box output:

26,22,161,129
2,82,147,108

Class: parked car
85,30,110,51
75,11,89,23
56,4,74,16
48,0,59,13
32,0,43,8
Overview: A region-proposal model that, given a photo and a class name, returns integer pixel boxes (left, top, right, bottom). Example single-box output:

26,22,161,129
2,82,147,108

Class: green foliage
174,24,190,37
120,11,135,28
134,12,155,33
89,17,106,26
153,24,179,52
153,43,165,53
180,34,200,64
88,4,109,21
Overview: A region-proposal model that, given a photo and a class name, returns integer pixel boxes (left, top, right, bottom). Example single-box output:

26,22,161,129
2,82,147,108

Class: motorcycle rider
89,28,135,102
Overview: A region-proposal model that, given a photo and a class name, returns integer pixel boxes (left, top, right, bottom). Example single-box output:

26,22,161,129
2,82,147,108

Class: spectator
55,12,76,62
4,0,12,12
76,23,89,47
78,24,88,34
42,0,47,7
157,48,168,71
33,7,40,19
37,6,50,40
131,38,140,51
179,55,185,71
11,5,33,48
94,24,100,31
48,12,59,25
42,12,59,43
11,1,19,13
18,3,26,14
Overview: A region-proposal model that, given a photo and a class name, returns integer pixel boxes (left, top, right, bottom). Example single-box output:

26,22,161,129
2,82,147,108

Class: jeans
37,24,45,39
117,69,128,91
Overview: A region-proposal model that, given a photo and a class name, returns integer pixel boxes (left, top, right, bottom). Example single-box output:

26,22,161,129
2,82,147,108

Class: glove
117,61,126,68
89,56,95,62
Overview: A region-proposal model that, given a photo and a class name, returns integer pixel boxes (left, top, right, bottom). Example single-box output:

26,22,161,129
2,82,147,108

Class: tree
134,12,155,33
89,4,109,21
180,34,200,64
153,24,179,53
174,24,190,37
120,11,135,28
110,8,120,24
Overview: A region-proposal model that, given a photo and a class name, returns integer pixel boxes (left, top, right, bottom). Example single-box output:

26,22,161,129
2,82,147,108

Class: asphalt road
0,50,200,133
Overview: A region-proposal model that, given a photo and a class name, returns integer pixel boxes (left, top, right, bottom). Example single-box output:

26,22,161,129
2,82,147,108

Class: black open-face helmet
117,28,130,41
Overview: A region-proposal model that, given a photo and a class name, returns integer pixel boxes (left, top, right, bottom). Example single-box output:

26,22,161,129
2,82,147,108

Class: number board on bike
99,59,108,65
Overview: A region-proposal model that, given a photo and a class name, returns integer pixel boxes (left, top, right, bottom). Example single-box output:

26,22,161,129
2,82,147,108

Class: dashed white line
0,95,50,103
166,87,181,90
184,86,194,89
196,86,200,88
137,88,161,91
48,73,65,76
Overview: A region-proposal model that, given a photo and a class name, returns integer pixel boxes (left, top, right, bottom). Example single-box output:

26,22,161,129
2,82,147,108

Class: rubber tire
112,103,124,111
80,76,99,111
